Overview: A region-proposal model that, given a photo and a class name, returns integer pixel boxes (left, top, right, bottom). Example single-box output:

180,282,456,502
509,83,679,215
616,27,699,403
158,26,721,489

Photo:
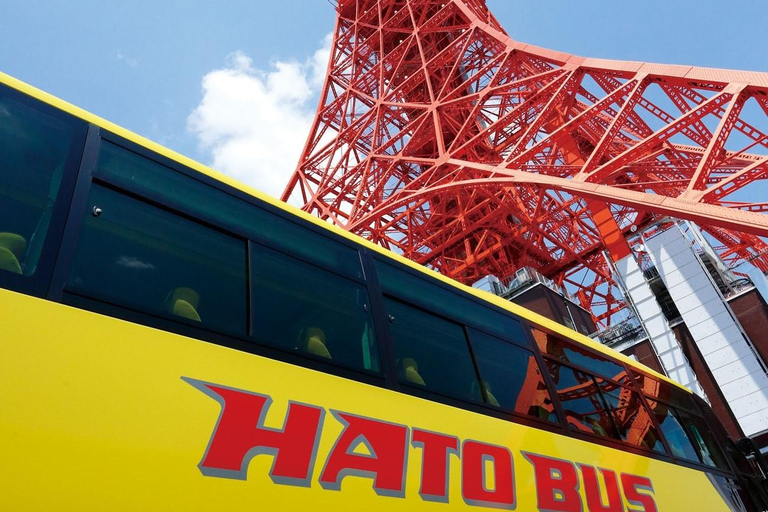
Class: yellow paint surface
0,290,730,511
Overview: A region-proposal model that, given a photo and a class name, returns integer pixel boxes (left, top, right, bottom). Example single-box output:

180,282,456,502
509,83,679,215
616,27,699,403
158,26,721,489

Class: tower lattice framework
283,0,768,328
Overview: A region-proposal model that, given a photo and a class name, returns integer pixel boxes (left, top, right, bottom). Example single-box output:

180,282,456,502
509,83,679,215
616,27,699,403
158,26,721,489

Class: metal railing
499,267,577,303
590,315,646,346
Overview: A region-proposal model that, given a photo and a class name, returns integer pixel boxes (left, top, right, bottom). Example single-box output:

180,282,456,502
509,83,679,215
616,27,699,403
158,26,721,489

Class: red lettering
462,441,515,509
184,378,324,485
622,473,658,512
319,411,409,497
412,429,459,502
579,464,622,512
524,453,582,512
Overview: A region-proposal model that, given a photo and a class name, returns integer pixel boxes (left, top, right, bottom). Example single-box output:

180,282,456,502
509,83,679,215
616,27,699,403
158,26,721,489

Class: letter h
184,377,324,486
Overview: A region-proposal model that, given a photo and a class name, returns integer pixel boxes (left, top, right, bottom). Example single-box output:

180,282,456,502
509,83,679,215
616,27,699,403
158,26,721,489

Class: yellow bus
1,70,767,511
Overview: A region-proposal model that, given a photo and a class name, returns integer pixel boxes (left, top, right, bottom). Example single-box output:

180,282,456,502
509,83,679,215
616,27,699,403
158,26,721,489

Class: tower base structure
486,222,768,450
611,223,768,449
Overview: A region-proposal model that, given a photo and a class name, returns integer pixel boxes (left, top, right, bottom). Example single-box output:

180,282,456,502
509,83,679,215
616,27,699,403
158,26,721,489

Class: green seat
168,287,201,322
0,233,26,275
484,381,501,407
402,357,426,386
302,327,332,359
471,380,500,406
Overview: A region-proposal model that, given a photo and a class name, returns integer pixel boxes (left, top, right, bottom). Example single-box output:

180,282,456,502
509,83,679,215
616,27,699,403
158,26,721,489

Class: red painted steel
283,0,768,328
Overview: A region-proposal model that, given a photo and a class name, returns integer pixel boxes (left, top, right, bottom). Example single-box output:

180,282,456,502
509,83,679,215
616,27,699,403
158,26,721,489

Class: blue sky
1,0,766,196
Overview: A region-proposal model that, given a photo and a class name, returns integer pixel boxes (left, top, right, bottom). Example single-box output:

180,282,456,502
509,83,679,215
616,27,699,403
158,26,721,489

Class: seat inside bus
166,287,202,322
0,232,26,274
298,327,332,359
401,357,426,386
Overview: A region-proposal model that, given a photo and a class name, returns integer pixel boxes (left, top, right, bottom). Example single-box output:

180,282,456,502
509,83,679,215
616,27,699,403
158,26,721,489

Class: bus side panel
0,289,733,511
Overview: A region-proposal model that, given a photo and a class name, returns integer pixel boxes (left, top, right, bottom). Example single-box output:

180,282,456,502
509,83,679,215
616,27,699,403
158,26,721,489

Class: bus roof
0,70,689,393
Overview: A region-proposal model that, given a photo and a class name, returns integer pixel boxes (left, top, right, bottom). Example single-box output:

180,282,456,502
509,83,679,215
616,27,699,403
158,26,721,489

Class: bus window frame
64,179,251,338
49,126,390,389
371,254,535,351
365,255,742,472
524,325,683,461
11,112,736,480
369,255,579,432
0,83,88,298
466,326,559,423
379,294,487,405
91,131,369,284
627,366,699,414
247,238,386,377
542,356,674,452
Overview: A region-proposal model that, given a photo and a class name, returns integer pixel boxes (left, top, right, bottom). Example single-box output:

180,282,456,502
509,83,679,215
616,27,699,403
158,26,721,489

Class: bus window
546,361,620,440
375,259,529,346
67,184,247,335
601,385,666,453
0,94,80,277
679,409,730,469
695,398,745,472
250,242,380,374
631,368,696,412
383,297,482,404
96,140,364,281
646,399,701,462
531,328,627,383
469,329,557,421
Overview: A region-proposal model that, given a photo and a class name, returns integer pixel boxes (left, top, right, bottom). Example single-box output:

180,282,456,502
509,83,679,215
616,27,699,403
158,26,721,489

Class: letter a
319,411,409,497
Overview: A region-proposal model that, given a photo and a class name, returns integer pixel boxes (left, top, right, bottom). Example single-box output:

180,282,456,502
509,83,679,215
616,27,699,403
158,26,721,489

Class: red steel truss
283,0,768,328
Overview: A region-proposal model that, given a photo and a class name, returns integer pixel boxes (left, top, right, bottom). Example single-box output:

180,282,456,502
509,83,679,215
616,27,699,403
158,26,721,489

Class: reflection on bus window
384,297,482,404
696,401,741,471
630,369,696,412
375,259,529,346
250,242,380,374
67,184,247,335
0,96,75,276
547,362,619,439
469,329,556,421
96,141,365,282
531,328,627,383
601,386,666,453
647,400,700,462
679,409,730,469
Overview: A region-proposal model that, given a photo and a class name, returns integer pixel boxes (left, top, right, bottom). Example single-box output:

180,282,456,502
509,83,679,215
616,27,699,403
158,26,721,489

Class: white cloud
115,50,138,68
116,255,155,270
187,34,332,198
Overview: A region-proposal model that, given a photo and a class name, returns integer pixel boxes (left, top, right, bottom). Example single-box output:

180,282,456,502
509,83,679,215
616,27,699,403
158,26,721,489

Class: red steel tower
283,0,768,328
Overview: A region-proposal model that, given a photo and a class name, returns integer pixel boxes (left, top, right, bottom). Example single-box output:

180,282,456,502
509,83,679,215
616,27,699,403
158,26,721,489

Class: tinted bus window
375,259,528,345
0,94,81,277
250,242,380,374
547,362,620,440
469,329,556,421
67,184,247,335
531,328,626,383
630,368,697,412
383,297,482,404
601,386,666,453
647,399,700,462
696,399,744,472
680,410,730,469
96,140,364,281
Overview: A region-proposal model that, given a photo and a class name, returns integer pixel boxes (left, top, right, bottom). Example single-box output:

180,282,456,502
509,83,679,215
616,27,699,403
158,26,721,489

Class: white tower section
613,254,705,397
644,225,768,437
